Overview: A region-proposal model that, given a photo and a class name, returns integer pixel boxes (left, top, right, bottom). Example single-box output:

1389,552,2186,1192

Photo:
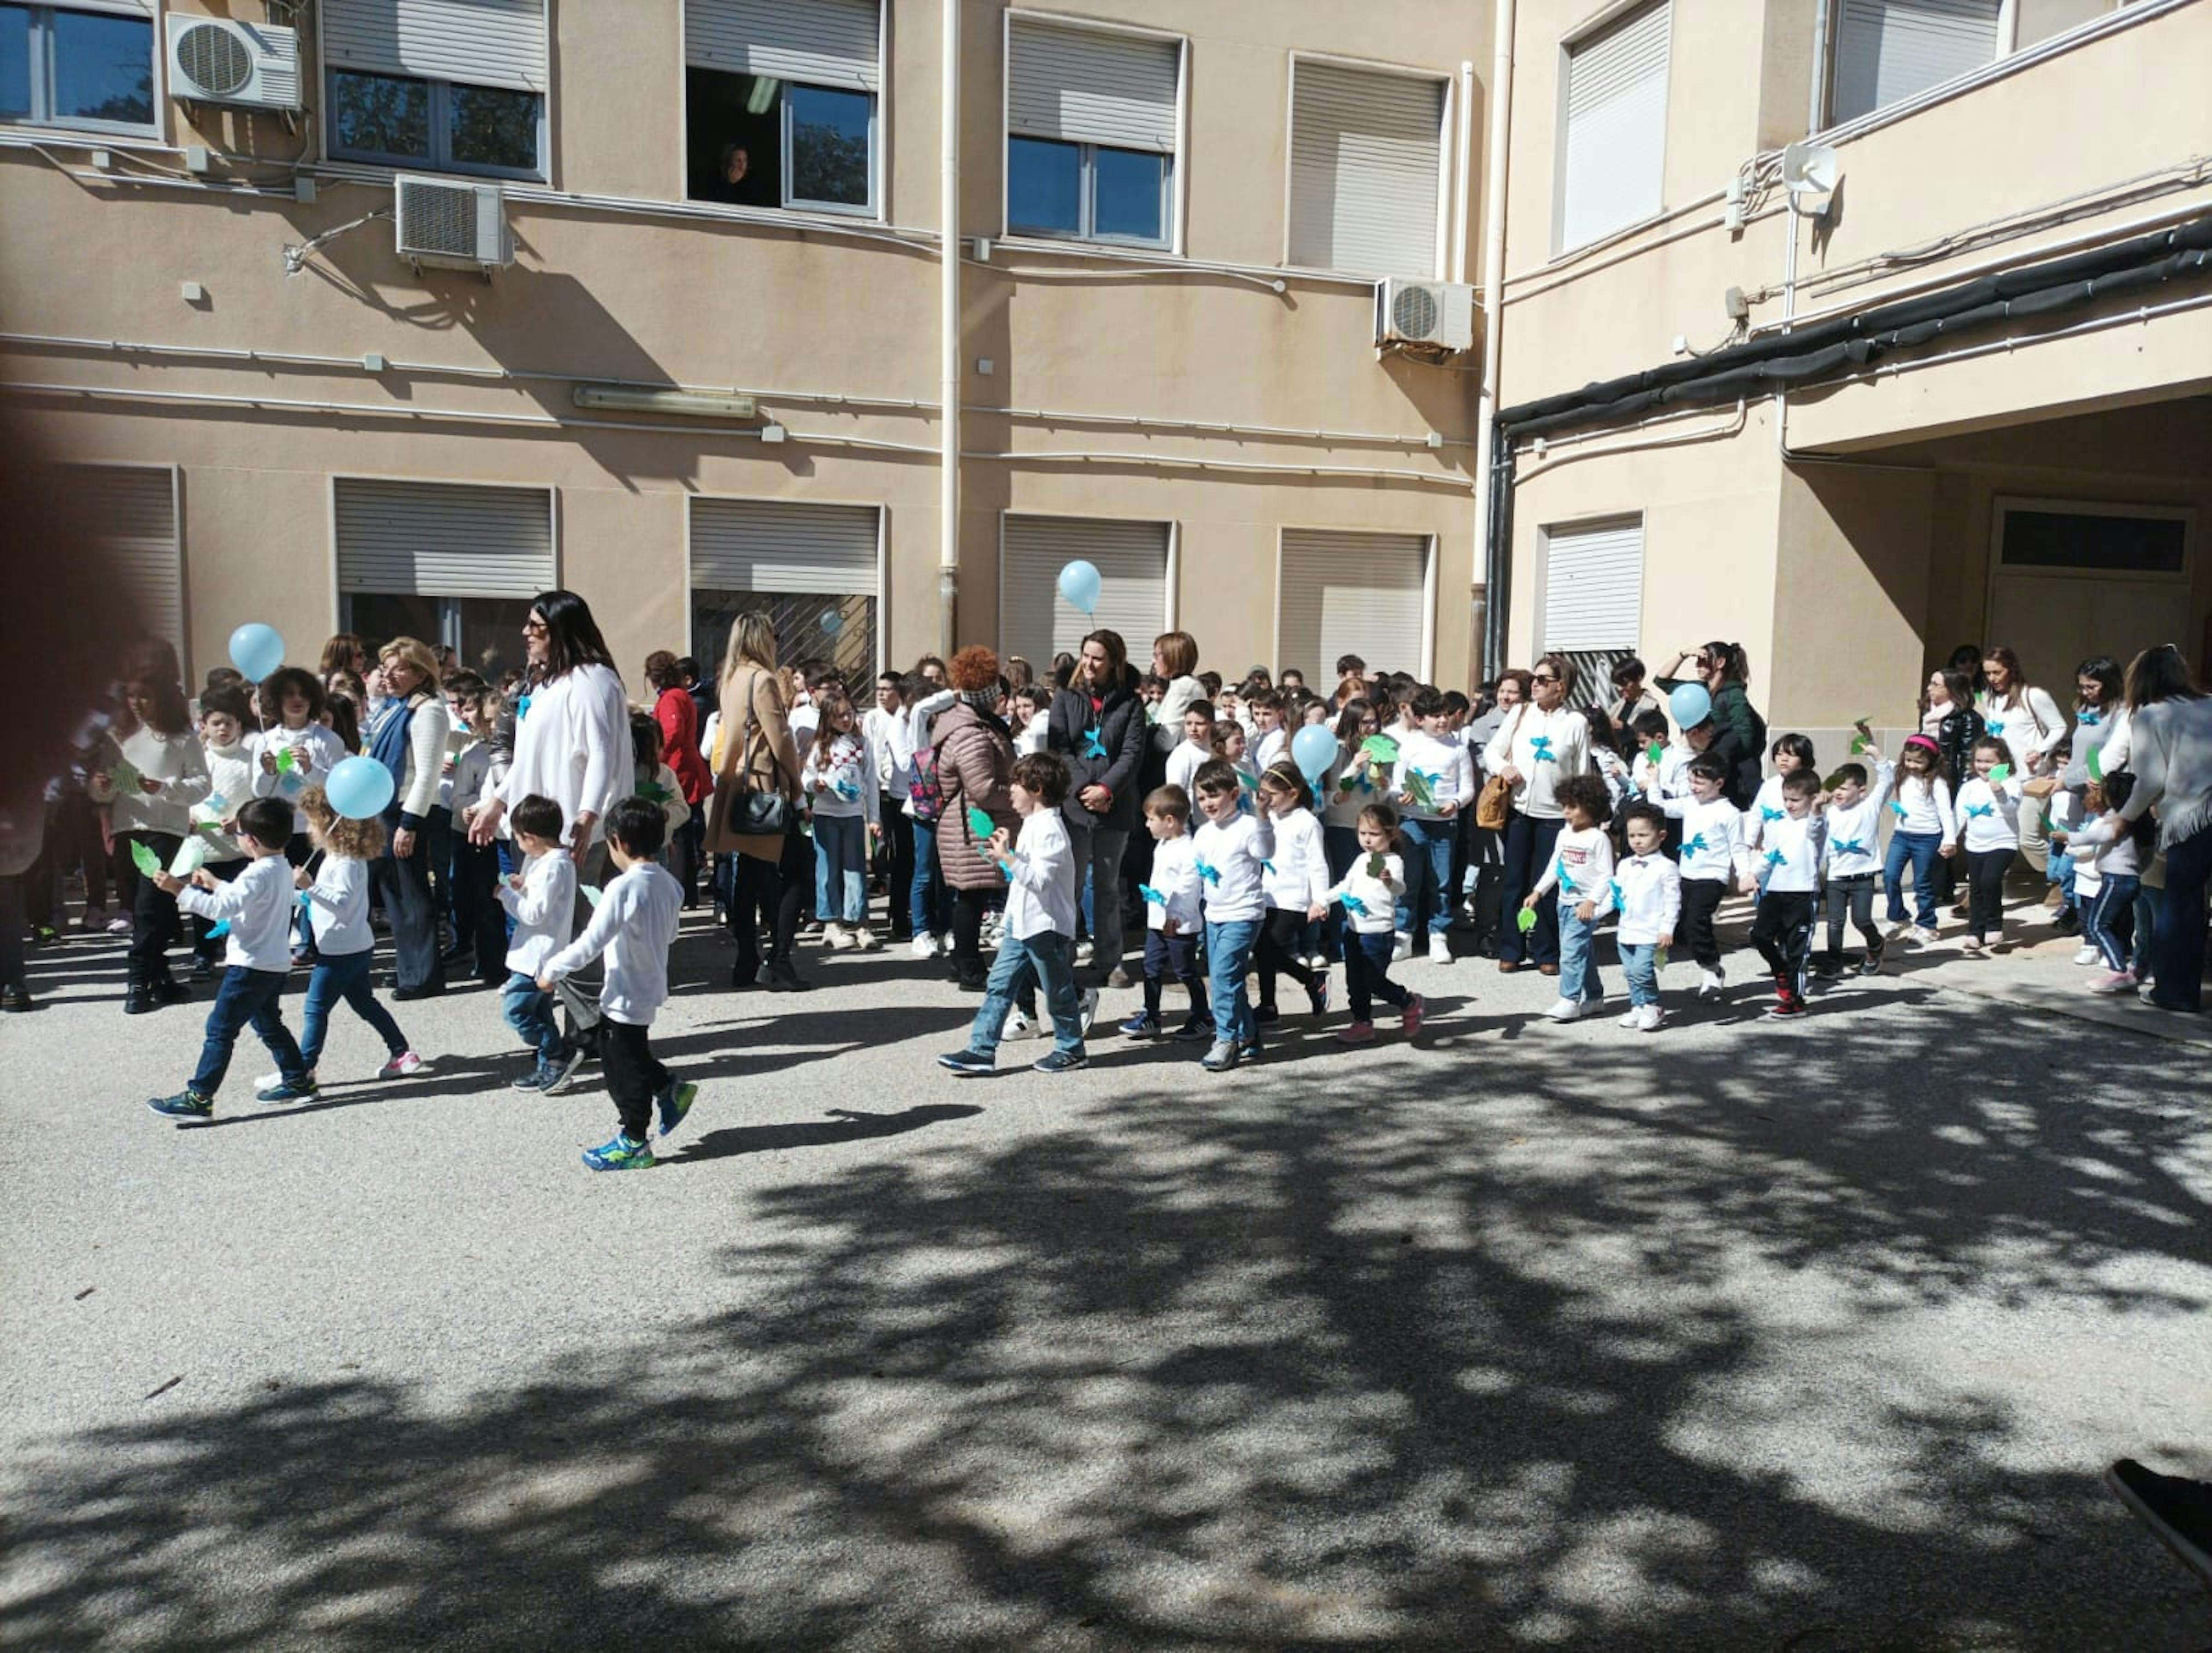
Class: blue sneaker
1200,1040,1239,1073
1031,1048,1088,1074
937,1048,994,1076
1307,973,1331,1016
581,1133,655,1171
655,1079,698,1140
510,1063,553,1092
147,1090,212,1120
256,1077,320,1104
1118,1011,1161,1038
1237,1040,1263,1064
541,1044,587,1096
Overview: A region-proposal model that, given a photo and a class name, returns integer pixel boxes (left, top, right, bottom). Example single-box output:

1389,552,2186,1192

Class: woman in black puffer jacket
1047,629,1149,985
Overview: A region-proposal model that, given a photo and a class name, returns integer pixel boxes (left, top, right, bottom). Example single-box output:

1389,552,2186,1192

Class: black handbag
715,671,795,837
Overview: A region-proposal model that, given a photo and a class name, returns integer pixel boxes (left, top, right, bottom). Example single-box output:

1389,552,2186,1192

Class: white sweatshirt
1165,739,1211,800
1391,728,1475,821
862,704,914,795
1955,774,2026,854
251,722,351,836
300,853,375,955
1253,725,1290,774
1144,833,1204,933
176,854,294,972
1192,809,1276,923
1979,685,2068,769
1892,774,1958,841
1603,850,1682,945
542,859,682,1026
1320,850,1404,935
499,846,577,977
1531,824,1615,904
1482,703,1592,821
801,731,880,825
1659,794,1751,883
1003,806,1077,942
1013,710,1050,758
1823,761,1893,878
1758,812,1825,894
105,726,212,838
1747,774,1790,850
494,663,632,846
1260,807,1329,912
182,739,257,866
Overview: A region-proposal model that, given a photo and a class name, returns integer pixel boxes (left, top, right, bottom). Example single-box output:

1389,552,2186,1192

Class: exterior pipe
938,0,962,658
1451,59,1476,284
1471,0,1514,682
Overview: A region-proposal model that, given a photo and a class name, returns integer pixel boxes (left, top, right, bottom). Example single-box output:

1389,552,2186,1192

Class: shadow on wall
3,996,2208,1648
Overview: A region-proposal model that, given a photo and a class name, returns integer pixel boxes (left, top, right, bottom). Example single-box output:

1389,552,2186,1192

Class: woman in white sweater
369,636,451,999
91,656,212,1012
2116,645,2212,1013
1979,645,2070,871
1482,652,1594,976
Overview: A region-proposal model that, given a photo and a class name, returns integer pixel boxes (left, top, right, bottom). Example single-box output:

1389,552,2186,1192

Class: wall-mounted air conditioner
166,17,302,111
394,176,514,273
1376,278,1476,353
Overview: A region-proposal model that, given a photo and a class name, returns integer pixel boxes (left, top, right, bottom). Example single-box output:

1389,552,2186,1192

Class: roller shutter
335,478,554,598
321,0,549,92
683,0,881,92
1000,515,1168,667
1831,0,2001,122
1288,63,1445,277
689,498,879,594
1007,18,1179,152
1542,518,1643,651
1277,529,1427,681
79,465,182,666
1558,0,1669,252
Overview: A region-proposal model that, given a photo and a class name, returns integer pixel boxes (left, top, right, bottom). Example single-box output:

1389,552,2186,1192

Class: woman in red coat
646,649,712,906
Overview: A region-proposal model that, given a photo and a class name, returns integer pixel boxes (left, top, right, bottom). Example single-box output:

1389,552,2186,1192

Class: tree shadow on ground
4,995,2208,1649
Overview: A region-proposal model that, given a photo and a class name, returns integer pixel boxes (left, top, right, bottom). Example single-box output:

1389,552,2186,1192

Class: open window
683,0,880,215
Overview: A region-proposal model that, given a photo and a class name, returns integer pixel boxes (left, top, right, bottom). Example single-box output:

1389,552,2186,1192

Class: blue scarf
368,695,415,823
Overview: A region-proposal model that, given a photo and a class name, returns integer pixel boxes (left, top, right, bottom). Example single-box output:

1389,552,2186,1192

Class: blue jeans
2147,821,2210,1010
814,814,868,925
1396,816,1455,937
1555,897,1605,1003
1883,829,1944,928
1619,941,1660,1008
967,930,1084,1057
189,966,307,1097
1204,916,1262,1048
503,971,563,1064
1342,929,1410,1021
910,818,951,936
2132,882,2164,978
2083,873,2139,973
299,949,407,1070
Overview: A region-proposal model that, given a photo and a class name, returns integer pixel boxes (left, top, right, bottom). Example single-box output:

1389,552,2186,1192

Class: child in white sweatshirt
499,794,579,1092
1253,763,1330,1023
1954,736,2028,953
1603,803,1682,1031
1881,734,1959,942
181,686,259,979
276,785,418,1092
801,689,882,951
1122,784,1211,1040
2051,771,2151,994
1392,687,1476,964
1748,771,1826,1018
1526,775,1617,1022
1190,757,1276,1072
1656,753,1756,999
1816,757,1892,979
1310,802,1422,1043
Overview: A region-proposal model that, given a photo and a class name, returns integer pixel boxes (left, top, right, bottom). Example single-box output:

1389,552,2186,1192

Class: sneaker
1961,935,1985,955
1427,932,1452,966
1172,1016,1216,1043
1391,932,1413,963
1617,1006,1645,1029
2107,1459,2212,1587
30,923,59,948
1336,1020,1377,1044
1908,926,1941,946
655,1079,698,1139
541,1044,587,1096
1031,1048,1088,1074
2089,969,2137,995
106,915,133,935
1001,1007,1040,1041
189,957,215,982
911,931,939,959
78,904,107,931
1237,1039,1263,1064
1400,992,1425,1038
1071,941,1094,968
1697,970,1725,1001
0,986,31,1011
253,1069,316,1096
146,1089,212,1120
1306,973,1330,1016
1765,997,1809,1020
1857,949,1883,977
1541,997,1585,1023
1199,1040,1240,1072
257,1077,320,1103
1254,1004,1281,1026
853,926,882,952
377,1050,424,1079
1636,1004,1665,1032
937,933,958,957
821,922,849,950
511,1063,554,1091
2072,945,2101,966
936,1048,994,1076
2051,907,2082,937
1810,959,1843,982
1105,967,1132,989
1118,1010,1161,1038
581,1133,656,1171
1079,987,1100,1036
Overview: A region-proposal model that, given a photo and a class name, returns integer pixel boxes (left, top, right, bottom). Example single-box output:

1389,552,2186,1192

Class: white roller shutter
1542,518,1643,651
1288,63,1445,277
1007,18,1179,153
1831,0,2001,122
78,465,182,665
1558,0,1669,253
335,478,553,598
1277,530,1428,681
689,498,879,594
1000,515,1168,667
321,0,549,92
683,0,881,92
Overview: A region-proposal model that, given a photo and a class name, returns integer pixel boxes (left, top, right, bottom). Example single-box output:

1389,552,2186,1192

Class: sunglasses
1531,673,1559,685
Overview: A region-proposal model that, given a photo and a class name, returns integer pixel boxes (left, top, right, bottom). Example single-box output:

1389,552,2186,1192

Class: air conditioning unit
1376,278,1476,353
394,175,514,273
165,17,302,111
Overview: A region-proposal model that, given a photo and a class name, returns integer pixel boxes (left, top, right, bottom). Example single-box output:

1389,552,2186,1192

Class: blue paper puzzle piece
1528,735,1555,762
1195,861,1221,886
1081,727,1108,760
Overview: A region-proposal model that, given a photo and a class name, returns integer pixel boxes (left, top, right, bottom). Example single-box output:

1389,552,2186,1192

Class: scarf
368,695,416,821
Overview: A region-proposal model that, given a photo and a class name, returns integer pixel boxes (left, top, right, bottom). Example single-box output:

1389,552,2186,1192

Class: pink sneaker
2088,970,2136,996
1400,993,1425,1038
377,1051,424,1079
1335,1020,1376,1044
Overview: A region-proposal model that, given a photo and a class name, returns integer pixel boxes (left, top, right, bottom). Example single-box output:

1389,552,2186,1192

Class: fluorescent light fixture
572,385,758,418
744,75,781,116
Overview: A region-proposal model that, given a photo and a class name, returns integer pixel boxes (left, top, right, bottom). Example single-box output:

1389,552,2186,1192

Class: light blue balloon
326,755,395,820
1290,724,1338,785
1668,683,1713,729
818,610,844,636
1057,559,1102,616
229,622,286,683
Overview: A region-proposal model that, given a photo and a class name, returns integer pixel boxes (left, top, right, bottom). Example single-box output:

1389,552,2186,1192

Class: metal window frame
1,2,162,136
1821,0,2020,129
1986,495,2197,592
779,78,879,217
1005,133,1172,248
323,64,547,182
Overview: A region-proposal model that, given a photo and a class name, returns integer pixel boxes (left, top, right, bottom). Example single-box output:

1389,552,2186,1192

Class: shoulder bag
1475,706,1525,831
713,669,794,837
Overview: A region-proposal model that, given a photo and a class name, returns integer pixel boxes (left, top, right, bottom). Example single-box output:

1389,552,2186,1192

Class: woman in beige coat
705,613,811,991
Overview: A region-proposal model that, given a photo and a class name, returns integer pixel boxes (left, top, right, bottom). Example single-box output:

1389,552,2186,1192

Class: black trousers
600,1019,668,1143
1751,889,1816,1001
1820,873,1882,965
1679,876,1728,970
1255,906,1320,1009
727,832,808,978
451,840,506,981
1142,927,1207,1020
1498,814,1564,965
1964,847,2011,941
121,830,183,986
374,828,444,994
950,887,993,982
876,797,914,936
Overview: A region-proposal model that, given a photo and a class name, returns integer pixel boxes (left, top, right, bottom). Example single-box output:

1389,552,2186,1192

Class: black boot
153,970,191,1005
124,970,157,1015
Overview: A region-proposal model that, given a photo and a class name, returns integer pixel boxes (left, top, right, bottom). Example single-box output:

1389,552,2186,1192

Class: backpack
907,743,944,822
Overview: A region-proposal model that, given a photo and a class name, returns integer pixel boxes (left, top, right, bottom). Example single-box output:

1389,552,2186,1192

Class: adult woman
1048,628,1148,986
320,633,369,681
1948,642,1988,699
1919,668,1985,791
1605,657,1662,732
1980,645,2070,871
1151,631,1203,733
369,636,451,999
2053,656,2130,920
93,640,210,1011
1657,642,1765,808
704,613,809,991
1483,653,1594,975
933,645,1017,992
645,649,712,907
2115,645,2212,1012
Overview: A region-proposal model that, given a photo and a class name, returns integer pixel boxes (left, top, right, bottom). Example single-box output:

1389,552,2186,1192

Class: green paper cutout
1236,771,1258,792
580,884,604,907
274,746,299,774
1516,907,1538,933
1646,740,1664,764
1988,763,2011,783
108,758,143,792
1403,771,1435,809
1850,734,1870,754
129,839,162,877
965,805,996,842
1360,734,1400,762
1365,852,1387,879
2086,744,2104,782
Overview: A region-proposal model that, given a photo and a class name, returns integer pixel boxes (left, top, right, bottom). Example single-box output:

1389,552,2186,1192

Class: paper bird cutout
1340,893,1369,917
1988,763,2011,784
208,919,230,939
1261,859,1276,875
831,779,861,801
965,805,996,841
1964,802,1995,820
1195,861,1221,886
580,884,603,907
129,839,162,877
1889,799,1909,818
1760,805,1784,822
1831,837,1866,857
1682,832,1709,856
1137,884,1166,906
1608,878,1625,910
515,694,532,721
1765,848,1786,868
1528,735,1556,763
1080,727,1108,760
1553,860,1577,893
1403,770,1436,809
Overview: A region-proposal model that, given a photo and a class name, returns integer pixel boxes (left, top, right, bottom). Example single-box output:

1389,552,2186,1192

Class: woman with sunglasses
1482,656,1594,976
1657,642,1766,809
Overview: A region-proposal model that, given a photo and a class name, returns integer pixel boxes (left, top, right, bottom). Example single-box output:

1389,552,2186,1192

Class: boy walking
1120,784,1212,1040
499,793,579,1091
1750,770,1826,1018
1190,757,1276,1071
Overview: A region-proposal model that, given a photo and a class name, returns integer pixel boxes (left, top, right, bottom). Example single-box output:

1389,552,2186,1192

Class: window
1000,515,1169,667
322,0,547,179
1277,530,1430,682
1829,0,2005,123
1287,61,1447,278
1541,517,1644,709
0,4,155,132
689,498,881,678
335,478,554,681
1556,0,1670,254
684,0,880,214
346,593,537,680
1006,15,1180,249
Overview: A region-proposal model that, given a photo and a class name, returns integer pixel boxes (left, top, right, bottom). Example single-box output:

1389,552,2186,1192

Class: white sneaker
1636,1004,1665,1032
938,932,958,957
1308,953,1330,971
1079,987,1100,1035
1072,941,1094,968
1696,970,1724,1001
2072,946,2100,966
377,1050,424,1079
1910,926,1941,946
911,931,938,959
1001,1007,1040,1041
1541,997,1585,1023
1391,932,1413,962
820,922,846,950
79,905,106,931
106,915,133,935
1616,1007,1644,1029
253,1070,282,1095
851,926,881,952
1427,933,1452,965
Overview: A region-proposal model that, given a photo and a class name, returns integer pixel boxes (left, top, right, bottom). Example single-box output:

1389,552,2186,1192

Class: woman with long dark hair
1048,627,1147,985
1656,641,1765,808
2115,644,2212,1012
704,612,809,991
368,636,450,999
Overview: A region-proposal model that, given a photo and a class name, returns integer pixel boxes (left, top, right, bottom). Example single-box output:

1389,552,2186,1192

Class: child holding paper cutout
92,670,212,1014
1121,784,1211,1041
1954,736,2026,954
1254,763,1331,1024
1311,802,1420,1044
183,686,257,979
1603,802,1681,1031
1526,775,1617,1022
